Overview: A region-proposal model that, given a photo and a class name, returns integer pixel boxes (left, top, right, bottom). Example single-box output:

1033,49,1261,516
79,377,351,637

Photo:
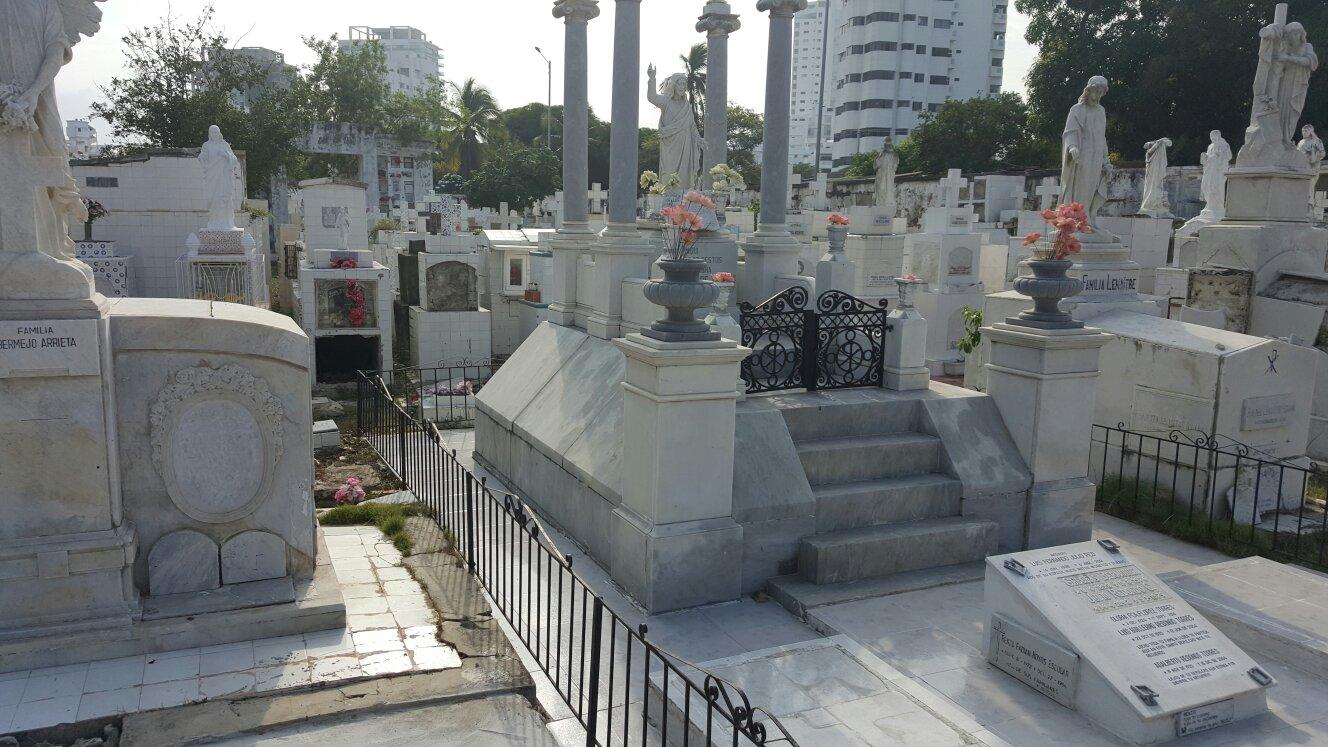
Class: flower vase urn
1009,242,1084,329
642,258,721,342
825,225,848,260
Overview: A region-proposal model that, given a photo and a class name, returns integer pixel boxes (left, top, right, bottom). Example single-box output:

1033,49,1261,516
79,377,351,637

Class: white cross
0,130,73,254
1035,182,1063,211
939,169,967,209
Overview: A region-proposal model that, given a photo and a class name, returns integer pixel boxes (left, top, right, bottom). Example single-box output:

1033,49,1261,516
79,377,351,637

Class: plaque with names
986,541,1273,726
1241,393,1295,431
0,320,100,378
988,614,1080,707
1175,699,1234,737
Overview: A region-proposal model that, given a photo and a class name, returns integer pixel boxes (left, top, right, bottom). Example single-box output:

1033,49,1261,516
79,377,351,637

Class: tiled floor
0,526,461,736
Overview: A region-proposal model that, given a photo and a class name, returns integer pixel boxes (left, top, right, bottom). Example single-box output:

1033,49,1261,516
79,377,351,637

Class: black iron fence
356,372,797,746
367,362,493,426
739,287,891,395
1091,423,1328,571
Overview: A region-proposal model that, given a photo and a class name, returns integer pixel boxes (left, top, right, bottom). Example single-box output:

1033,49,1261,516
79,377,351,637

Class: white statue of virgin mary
199,125,241,231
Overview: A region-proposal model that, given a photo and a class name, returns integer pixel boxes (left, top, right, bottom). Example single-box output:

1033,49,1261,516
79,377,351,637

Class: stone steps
796,433,941,486
812,474,963,533
797,517,998,585
780,399,920,442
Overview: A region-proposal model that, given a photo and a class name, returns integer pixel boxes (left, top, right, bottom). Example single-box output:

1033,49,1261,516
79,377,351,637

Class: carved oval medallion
150,365,285,523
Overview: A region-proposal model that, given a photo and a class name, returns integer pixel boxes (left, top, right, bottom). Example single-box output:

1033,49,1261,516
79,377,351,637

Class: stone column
983,322,1111,549
739,0,808,307
697,2,740,175
883,280,929,390
548,0,601,327
583,0,656,339
610,333,750,612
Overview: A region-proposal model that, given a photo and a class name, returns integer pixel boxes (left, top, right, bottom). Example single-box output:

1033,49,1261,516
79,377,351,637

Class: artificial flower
827,213,850,226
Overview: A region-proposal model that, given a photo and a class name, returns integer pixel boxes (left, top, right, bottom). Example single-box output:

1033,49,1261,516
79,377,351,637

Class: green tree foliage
1018,0,1328,165
504,103,611,188
296,35,392,130
680,43,708,133
91,6,309,194
843,152,878,178
900,94,1055,174
639,127,660,185
464,143,561,210
726,105,764,190
792,162,818,180
440,78,504,178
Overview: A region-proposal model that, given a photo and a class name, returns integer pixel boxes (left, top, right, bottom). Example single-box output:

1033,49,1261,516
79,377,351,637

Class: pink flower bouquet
713,272,736,283
827,213,850,226
334,477,366,505
1025,202,1091,260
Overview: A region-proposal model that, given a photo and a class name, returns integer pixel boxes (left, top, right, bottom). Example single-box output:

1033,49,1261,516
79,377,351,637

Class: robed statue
0,0,106,264
1241,6,1319,167
199,125,241,231
1138,138,1174,218
647,64,703,192
1060,76,1113,236
874,138,899,214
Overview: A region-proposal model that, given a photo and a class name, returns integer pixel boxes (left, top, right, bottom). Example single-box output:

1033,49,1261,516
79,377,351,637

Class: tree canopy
1018,0,1328,165
464,143,561,210
896,93,1055,174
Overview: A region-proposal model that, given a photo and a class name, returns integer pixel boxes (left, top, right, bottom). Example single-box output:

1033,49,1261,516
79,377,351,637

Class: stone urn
824,225,848,260
711,280,734,315
642,257,721,342
1010,243,1084,329
894,278,924,309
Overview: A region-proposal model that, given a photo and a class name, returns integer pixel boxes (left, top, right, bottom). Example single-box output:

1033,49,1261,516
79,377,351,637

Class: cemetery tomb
985,541,1274,745
294,254,393,383
315,334,382,381
908,176,986,373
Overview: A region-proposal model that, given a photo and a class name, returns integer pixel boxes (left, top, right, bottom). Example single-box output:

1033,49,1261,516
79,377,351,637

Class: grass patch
1097,476,1328,573
319,502,428,555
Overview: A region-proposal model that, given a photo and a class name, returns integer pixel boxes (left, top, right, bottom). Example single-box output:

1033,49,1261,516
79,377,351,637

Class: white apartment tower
340,26,443,96
790,1,834,173
66,119,100,159
825,0,1007,171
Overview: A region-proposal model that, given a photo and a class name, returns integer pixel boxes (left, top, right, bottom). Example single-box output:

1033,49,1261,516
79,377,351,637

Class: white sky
57,0,1036,140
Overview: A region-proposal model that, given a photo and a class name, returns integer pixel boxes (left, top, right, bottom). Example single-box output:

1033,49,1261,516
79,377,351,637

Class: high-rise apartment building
340,26,443,96
817,0,1006,171
790,1,834,173
66,119,100,160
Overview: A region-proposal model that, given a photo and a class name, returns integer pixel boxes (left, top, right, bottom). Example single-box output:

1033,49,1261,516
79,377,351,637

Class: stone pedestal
883,283,928,391
548,227,595,326
984,323,1111,549
584,224,656,339
609,334,750,612
739,228,801,307
814,226,855,295
845,234,907,303
1225,168,1318,223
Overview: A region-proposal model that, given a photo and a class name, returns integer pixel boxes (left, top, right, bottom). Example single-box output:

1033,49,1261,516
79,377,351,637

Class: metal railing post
802,307,819,392
464,474,477,572
584,596,604,746
397,408,408,486
356,373,364,435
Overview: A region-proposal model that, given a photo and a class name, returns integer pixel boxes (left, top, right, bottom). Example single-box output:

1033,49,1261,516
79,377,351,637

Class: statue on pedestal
1240,4,1319,169
1298,124,1326,217
199,125,240,231
1178,130,1233,237
647,64,703,192
1060,76,1113,238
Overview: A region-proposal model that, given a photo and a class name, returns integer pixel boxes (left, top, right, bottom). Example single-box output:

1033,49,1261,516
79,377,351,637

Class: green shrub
319,502,426,555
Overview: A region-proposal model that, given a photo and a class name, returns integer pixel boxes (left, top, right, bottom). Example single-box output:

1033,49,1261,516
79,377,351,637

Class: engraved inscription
988,614,1080,708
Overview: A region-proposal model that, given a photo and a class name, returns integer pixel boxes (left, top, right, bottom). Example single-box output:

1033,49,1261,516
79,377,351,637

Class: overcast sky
57,0,1035,141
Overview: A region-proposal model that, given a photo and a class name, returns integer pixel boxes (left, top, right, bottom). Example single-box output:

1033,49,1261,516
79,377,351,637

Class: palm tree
441,78,503,178
679,43,707,134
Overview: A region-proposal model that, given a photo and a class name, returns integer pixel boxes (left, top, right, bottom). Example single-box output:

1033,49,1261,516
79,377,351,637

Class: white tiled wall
408,307,492,367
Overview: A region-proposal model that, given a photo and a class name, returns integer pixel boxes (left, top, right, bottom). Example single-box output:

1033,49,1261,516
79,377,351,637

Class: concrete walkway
418,429,1328,746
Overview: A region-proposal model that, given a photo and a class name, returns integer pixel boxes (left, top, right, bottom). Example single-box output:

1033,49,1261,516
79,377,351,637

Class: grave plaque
424,261,478,312
0,320,100,378
985,540,1274,745
1241,393,1295,431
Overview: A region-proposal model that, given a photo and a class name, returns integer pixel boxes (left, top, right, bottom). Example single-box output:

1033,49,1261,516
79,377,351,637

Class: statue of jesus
647,64,703,192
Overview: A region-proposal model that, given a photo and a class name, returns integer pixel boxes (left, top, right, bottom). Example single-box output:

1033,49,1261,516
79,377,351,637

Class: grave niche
426,261,479,312
315,279,378,329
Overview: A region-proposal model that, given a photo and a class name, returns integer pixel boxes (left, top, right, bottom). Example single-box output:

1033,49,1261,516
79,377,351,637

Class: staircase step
767,562,987,622
782,400,920,442
796,433,940,486
813,474,962,533
798,517,998,585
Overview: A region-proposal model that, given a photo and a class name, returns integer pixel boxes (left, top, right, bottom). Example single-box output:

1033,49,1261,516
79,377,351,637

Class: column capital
756,0,807,18
697,2,741,35
553,0,600,22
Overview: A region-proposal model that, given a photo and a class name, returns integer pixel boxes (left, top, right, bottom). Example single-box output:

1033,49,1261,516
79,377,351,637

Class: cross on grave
588,183,609,214
939,169,968,209
0,129,72,255
1036,182,1063,211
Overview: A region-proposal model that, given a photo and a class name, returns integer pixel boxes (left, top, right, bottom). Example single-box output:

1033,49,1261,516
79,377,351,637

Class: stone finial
553,0,600,22
697,1,741,35
756,0,808,17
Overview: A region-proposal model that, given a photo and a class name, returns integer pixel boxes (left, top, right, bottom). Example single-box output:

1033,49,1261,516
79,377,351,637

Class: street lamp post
535,46,553,150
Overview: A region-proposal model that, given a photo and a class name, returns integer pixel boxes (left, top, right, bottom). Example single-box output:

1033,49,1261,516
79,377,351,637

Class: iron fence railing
365,362,493,426
356,371,797,746
1091,423,1328,571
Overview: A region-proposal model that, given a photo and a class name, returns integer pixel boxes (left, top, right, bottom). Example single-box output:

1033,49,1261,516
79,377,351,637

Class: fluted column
697,2,740,174
738,0,808,307
756,0,804,230
549,0,600,327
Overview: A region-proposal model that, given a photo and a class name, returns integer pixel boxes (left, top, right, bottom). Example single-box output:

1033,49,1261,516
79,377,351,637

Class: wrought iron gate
738,287,891,394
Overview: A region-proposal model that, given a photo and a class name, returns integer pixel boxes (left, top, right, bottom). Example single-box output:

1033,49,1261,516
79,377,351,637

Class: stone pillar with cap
983,265,1112,549
697,2,740,175
549,0,601,327
738,0,808,307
